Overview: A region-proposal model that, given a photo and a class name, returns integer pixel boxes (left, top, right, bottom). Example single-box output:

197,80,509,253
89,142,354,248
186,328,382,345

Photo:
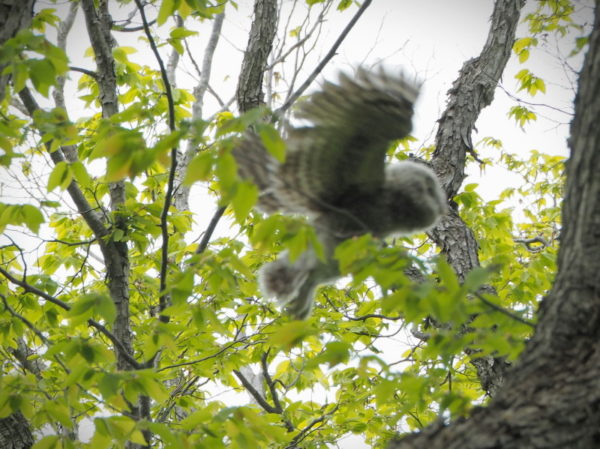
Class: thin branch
1,294,49,344
275,0,373,116
69,66,98,79
473,291,535,328
0,265,71,309
0,266,142,368
195,206,226,254
166,15,184,86
234,369,277,413
113,19,157,32
266,1,330,71
194,12,225,121
53,1,79,110
133,0,177,322
158,336,254,372
286,404,339,448
89,318,142,369
261,351,283,413
175,11,225,210
45,238,96,247
17,87,109,239
514,235,550,252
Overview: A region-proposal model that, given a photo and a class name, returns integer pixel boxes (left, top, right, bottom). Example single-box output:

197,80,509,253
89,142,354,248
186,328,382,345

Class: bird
233,67,447,319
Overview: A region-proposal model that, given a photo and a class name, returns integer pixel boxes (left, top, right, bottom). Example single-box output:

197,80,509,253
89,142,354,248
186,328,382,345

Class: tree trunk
0,0,35,100
236,0,278,113
388,4,600,448
428,0,526,396
0,3,36,447
0,412,33,449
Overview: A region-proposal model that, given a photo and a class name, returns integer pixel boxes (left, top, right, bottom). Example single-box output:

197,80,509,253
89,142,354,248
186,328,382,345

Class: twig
0,266,142,368
473,291,535,328
45,238,96,247
286,404,339,447
266,0,331,71
69,65,98,79
112,19,157,32
275,0,373,116
1,294,49,344
158,336,253,372
194,12,225,120
234,369,277,413
134,0,177,321
54,2,79,109
261,351,283,412
17,87,109,239
195,206,226,254
514,235,550,252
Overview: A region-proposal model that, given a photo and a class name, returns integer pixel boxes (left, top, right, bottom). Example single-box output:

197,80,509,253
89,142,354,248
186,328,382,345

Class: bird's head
383,161,447,235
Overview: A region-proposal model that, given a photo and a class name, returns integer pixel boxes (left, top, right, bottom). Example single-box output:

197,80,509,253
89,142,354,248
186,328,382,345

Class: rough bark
0,0,35,100
0,412,33,449
80,0,134,372
388,4,600,448
428,0,526,396
431,0,525,198
0,3,36,447
236,0,278,113
230,0,279,413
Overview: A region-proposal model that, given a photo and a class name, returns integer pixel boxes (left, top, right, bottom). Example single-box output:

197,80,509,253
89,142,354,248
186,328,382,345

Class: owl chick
233,67,447,319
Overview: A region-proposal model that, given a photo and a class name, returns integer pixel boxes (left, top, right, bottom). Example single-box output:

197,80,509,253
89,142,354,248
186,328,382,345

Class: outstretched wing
232,67,419,215
283,68,419,206
232,132,294,214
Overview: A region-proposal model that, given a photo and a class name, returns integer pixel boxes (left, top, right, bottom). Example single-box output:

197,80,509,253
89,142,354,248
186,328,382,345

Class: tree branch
0,266,142,369
388,3,600,448
472,291,535,328
195,206,226,254
1,293,49,345
133,0,178,323
53,1,79,111
17,87,109,240
427,0,526,396
236,0,279,113
287,404,339,448
275,0,373,116
234,369,277,413
175,11,226,211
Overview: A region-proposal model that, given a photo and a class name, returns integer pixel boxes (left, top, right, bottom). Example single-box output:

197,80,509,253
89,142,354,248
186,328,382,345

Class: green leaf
29,59,56,97
436,259,459,295
170,27,198,39
375,379,397,406
231,180,258,223
157,0,177,25
47,161,72,191
21,205,44,233
256,123,286,163
268,321,317,351
96,294,117,324
70,161,93,188
44,400,73,428
0,204,44,234
307,341,351,368
215,151,237,192
32,436,60,449
69,293,114,326
184,151,214,184
463,266,493,292
98,373,122,400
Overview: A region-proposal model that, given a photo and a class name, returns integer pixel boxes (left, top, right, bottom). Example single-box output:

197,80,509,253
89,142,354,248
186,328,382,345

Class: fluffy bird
233,68,447,318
